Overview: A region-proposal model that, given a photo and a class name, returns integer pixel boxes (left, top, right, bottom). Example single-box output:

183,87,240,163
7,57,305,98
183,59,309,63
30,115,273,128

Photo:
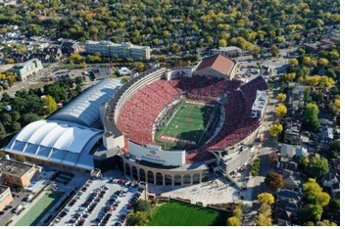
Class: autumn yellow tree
275,104,287,118
43,95,58,114
318,58,329,67
276,93,287,102
330,98,340,115
257,193,275,205
227,216,241,226
269,123,283,137
289,58,299,67
283,72,296,82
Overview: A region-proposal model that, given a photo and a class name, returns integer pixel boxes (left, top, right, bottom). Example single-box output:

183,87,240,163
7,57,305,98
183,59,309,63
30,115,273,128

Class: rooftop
195,54,235,75
0,158,34,177
252,90,267,111
0,185,9,194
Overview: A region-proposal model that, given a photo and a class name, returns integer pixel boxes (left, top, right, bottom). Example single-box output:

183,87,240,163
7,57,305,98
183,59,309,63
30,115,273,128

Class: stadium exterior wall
129,141,185,167
122,156,208,186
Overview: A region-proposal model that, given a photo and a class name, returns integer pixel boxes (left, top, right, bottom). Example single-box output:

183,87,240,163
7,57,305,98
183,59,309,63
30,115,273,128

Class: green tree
127,210,150,226
269,123,283,137
0,150,6,158
43,95,58,114
302,103,320,131
304,157,329,179
328,140,340,159
20,113,40,126
226,216,241,226
271,44,279,57
11,122,21,132
299,204,323,223
265,172,284,191
17,155,26,163
135,200,152,217
321,220,337,226
303,178,330,206
257,193,275,205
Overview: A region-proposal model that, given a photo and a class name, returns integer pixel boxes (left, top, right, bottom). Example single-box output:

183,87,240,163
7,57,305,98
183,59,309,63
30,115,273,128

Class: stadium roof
195,54,235,75
49,78,122,128
5,120,102,170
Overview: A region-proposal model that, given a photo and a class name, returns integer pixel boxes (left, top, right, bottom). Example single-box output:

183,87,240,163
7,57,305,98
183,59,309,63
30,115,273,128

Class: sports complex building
4,54,268,186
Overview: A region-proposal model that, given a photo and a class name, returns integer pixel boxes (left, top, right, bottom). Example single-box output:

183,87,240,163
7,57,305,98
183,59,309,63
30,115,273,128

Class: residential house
284,119,302,144
279,144,295,159
281,169,301,191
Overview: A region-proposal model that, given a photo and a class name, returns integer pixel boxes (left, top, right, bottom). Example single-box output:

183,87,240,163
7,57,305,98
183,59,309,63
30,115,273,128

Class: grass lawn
155,99,219,150
15,191,63,226
148,201,228,226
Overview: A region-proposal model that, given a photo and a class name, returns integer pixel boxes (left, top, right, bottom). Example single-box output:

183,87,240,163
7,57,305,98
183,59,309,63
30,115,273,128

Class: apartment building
0,158,39,188
0,185,13,212
85,40,150,60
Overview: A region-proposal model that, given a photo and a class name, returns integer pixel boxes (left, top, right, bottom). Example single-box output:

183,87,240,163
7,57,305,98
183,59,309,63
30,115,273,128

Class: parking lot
52,177,142,226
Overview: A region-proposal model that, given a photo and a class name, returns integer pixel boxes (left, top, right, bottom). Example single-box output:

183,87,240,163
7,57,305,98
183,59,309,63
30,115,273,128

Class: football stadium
103,54,269,185
4,54,268,186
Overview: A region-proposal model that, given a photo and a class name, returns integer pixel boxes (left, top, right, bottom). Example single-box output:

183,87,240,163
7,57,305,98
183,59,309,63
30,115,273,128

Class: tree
330,98,340,116
269,123,283,137
276,93,286,102
218,38,227,47
226,216,241,226
17,155,26,163
69,53,84,64
232,203,243,219
270,44,279,57
257,193,275,205
127,210,149,226
321,220,337,226
318,58,329,67
20,113,40,126
328,140,340,159
11,122,21,132
5,58,15,64
303,56,312,66
303,178,330,206
0,151,6,158
122,76,131,83
256,213,272,226
304,157,329,179
268,151,278,166
275,104,287,118
43,95,58,114
135,200,152,217
265,172,284,191
136,62,145,73
256,204,272,226
289,58,299,67
299,204,323,223
302,103,320,131
282,72,296,82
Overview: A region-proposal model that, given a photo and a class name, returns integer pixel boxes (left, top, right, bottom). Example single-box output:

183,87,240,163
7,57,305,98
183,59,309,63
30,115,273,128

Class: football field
155,99,219,150
148,201,228,226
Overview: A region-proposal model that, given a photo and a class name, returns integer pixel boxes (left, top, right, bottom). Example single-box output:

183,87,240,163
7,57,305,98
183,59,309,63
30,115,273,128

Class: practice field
148,201,228,226
155,99,219,150
15,191,63,226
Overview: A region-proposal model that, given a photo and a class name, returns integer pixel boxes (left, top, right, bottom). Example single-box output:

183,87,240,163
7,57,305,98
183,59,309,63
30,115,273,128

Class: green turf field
148,201,228,226
155,99,219,150
15,191,63,226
